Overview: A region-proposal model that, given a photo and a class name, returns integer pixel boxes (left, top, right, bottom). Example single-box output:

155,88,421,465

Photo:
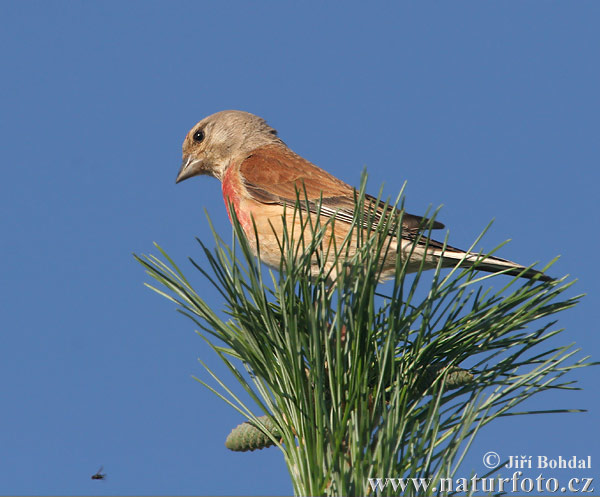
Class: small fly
91,466,106,480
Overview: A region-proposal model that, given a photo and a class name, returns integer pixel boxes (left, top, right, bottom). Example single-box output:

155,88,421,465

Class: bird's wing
238,144,444,234
238,145,552,281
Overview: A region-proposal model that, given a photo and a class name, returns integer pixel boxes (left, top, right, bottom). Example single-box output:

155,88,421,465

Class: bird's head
176,110,282,183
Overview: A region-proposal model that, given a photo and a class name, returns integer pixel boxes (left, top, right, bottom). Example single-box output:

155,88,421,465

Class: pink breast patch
221,167,252,232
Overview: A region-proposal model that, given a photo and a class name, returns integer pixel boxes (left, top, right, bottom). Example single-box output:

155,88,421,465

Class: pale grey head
176,110,284,183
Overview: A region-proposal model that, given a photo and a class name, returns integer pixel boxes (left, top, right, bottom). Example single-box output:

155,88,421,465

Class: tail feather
433,247,553,282
470,259,552,281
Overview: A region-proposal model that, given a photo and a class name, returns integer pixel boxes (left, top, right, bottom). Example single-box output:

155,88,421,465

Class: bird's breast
222,166,253,233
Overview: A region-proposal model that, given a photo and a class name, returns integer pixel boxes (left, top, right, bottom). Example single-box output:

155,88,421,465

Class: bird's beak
176,156,203,183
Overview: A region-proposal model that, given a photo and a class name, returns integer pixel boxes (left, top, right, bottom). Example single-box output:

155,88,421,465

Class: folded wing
239,144,444,236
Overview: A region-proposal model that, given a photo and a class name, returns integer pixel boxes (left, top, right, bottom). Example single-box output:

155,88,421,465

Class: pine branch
135,176,593,496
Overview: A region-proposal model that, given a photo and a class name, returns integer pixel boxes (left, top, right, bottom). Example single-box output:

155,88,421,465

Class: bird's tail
432,246,553,282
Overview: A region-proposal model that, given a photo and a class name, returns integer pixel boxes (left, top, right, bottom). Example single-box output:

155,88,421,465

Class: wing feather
238,144,444,236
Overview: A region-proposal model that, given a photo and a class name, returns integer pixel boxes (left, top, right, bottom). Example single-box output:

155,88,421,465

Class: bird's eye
193,129,205,143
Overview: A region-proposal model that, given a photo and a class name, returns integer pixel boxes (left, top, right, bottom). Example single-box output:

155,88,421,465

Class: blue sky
1,2,598,495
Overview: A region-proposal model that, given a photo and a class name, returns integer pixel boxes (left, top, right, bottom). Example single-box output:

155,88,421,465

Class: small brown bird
91,466,106,480
176,110,550,282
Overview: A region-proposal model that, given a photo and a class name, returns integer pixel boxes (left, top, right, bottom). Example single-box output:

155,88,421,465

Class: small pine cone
444,366,474,388
414,365,474,394
225,416,280,452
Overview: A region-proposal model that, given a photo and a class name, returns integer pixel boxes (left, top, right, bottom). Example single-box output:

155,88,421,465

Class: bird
175,110,551,283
